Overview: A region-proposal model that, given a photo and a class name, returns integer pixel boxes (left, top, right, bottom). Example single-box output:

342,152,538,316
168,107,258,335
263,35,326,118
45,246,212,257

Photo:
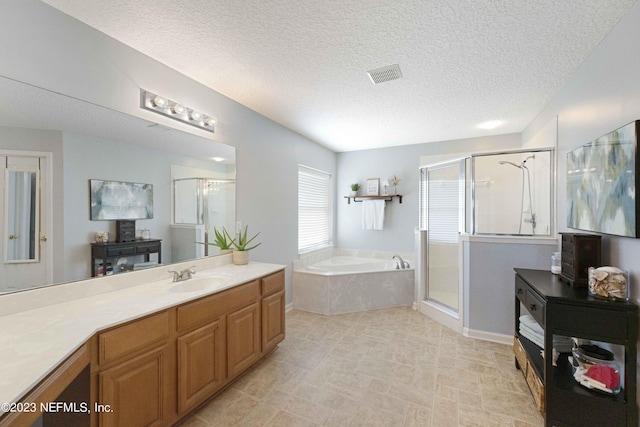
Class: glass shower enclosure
419,148,554,317
173,178,236,259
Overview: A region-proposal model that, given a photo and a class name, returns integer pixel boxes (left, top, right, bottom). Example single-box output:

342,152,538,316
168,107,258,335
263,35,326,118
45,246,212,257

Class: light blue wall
522,0,640,402
0,0,337,303
336,133,520,252
524,0,640,300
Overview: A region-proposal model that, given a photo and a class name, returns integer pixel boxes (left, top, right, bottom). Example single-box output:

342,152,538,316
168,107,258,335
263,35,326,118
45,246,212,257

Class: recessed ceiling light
477,120,504,130
211,157,225,162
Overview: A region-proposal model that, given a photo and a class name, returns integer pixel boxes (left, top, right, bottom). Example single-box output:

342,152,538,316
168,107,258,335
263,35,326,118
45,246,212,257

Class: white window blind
298,165,331,252
419,165,461,243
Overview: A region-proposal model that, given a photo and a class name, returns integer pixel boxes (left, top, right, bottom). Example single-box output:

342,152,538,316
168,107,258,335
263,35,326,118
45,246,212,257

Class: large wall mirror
0,76,236,294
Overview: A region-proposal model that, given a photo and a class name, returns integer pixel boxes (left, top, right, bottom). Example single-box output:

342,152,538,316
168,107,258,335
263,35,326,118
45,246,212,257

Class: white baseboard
419,300,462,334
285,302,294,313
463,327,513,345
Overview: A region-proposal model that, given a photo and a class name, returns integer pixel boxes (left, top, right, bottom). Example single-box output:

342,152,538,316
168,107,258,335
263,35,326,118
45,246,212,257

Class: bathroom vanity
0,259,285,427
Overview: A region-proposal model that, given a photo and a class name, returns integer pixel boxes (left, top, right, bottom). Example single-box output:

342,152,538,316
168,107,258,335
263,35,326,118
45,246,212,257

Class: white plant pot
232,250,250,265
349,191,357,197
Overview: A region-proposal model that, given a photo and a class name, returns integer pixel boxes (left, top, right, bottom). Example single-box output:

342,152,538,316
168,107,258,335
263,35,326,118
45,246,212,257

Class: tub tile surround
293,249,414,315
182,307,543,426
0,255,285,412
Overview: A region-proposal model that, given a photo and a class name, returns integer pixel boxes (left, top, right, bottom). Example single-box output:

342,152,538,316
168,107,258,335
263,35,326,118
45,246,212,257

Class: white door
0,154,51,292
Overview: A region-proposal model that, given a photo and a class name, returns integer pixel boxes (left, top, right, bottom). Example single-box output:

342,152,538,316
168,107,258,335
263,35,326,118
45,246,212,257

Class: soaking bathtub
292,249,414,315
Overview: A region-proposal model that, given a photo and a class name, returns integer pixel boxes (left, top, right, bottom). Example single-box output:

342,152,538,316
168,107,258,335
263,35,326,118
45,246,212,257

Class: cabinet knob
9,234,17,240
40,236,48,242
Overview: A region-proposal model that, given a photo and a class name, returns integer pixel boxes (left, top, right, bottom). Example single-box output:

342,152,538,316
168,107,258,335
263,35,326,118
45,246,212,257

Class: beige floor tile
180,307,546,427
402,402,432,427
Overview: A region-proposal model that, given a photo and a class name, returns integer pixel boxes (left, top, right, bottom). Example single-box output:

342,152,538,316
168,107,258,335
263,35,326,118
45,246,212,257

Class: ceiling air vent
367,64,402,85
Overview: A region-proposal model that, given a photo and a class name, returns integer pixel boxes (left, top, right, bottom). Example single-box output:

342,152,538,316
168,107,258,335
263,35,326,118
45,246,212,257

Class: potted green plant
211,227,235,254
230,225,261,265
197,226,234,255
349,183,360,197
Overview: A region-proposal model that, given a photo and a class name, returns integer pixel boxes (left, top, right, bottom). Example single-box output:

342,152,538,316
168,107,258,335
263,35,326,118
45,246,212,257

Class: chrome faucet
392,255,410,269
168,266,196,282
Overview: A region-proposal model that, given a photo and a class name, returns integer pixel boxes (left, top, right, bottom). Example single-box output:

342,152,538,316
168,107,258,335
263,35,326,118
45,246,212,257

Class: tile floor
180,307,544,426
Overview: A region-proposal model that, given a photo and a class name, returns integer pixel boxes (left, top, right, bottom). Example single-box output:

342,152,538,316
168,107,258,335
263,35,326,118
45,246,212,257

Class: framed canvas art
567,121,639,238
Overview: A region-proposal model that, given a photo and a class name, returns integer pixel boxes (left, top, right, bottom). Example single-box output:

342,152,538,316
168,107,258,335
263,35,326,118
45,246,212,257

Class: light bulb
205,117,217,127
171,103,185,115
152,95,168,108
190,111,202,121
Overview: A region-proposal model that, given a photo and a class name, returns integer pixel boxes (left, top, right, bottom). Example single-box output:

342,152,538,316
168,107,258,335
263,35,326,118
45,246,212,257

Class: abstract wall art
567,121,639,238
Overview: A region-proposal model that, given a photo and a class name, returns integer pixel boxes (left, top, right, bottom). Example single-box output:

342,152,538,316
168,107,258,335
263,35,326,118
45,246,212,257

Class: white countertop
0,258,285,411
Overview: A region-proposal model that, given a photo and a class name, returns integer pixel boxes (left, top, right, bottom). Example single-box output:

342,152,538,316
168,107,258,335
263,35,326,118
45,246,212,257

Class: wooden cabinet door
99,346,168,427
227,302,260,378
177,318,226,415
262,290,285,353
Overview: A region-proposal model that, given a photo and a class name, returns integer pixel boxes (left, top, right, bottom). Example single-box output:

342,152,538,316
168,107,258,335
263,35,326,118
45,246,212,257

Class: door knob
40,236,48,242
9,234,17,240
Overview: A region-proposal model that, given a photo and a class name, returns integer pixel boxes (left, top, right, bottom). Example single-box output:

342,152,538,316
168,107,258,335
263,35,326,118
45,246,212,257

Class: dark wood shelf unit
514,268,638,426
90,239,162,277
344,194,403,204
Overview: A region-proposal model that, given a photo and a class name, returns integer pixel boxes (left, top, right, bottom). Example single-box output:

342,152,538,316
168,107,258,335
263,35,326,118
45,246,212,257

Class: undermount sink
169,276,231,293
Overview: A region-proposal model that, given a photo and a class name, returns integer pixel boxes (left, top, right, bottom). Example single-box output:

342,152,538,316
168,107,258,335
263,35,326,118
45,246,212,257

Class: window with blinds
298,165,332,252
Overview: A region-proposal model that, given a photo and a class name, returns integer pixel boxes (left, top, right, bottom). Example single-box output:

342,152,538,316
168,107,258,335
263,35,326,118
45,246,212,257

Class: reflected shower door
423,160,464,312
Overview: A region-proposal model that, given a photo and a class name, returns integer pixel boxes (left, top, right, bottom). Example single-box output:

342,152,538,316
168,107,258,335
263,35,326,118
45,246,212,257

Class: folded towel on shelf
519,323,543,342
519,327,544,349
519,315,544,335
362,199,386,230
519,321,573,352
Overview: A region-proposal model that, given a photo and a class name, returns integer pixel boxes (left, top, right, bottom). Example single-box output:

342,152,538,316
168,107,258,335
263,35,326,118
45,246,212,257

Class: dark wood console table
514,268,638,426
90,239,162,276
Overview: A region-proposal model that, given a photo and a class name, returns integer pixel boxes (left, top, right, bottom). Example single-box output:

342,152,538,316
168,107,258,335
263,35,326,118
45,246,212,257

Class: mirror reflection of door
1,154,51,292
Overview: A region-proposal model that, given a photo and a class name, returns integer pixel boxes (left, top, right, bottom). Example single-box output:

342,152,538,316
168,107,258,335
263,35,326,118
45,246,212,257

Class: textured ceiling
42,0,636,152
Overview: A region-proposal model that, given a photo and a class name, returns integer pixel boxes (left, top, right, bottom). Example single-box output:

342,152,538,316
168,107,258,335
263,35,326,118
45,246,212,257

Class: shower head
498,160,522,169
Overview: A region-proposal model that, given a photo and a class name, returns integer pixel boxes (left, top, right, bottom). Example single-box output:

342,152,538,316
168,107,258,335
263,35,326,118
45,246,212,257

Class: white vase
232,250,249,265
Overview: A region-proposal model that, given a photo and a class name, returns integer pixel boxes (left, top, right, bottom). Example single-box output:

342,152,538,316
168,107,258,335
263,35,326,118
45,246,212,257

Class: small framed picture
366,178,380,196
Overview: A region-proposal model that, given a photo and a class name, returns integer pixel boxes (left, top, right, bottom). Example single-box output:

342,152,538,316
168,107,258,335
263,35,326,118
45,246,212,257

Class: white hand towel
362,199,386,230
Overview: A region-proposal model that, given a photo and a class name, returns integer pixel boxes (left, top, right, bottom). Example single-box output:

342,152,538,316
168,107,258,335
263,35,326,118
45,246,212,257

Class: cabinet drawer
561,262,574,279
262,270,284,296
105,246,136,257
136,242,160,254
515,275,527,304
525,288,545,327
177,280,259,333
99,311,170,365
562,234,574,245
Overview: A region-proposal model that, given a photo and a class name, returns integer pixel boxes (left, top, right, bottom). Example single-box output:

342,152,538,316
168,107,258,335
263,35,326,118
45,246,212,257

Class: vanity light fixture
140,89,216,133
